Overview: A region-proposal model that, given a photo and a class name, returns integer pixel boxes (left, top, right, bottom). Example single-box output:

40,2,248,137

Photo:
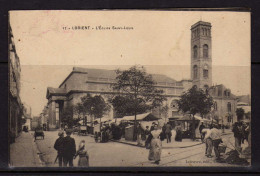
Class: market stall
121,113,161,141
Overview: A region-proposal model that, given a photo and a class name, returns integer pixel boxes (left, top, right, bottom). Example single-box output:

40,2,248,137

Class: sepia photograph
8,10,251,168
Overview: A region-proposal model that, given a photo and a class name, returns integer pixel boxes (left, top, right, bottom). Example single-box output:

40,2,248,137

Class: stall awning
176,114,216,122
94,117,113,123
121,113,160,121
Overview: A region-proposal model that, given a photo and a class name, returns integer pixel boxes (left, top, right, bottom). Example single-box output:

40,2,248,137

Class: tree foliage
112,65,166,115
112,65,166,140
61,104,79,128
81,94,111,120
177,85,214,117
177,85,214,140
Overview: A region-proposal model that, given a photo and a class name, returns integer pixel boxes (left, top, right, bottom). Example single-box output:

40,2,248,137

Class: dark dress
175,126,182,142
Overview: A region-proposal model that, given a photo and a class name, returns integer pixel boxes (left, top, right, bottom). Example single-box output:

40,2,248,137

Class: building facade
9,24,23,139
45,21,238,129
46,67,192,129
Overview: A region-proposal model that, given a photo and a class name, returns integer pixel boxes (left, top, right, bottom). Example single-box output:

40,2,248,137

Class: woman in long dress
148,124,162,164
74,140,89,167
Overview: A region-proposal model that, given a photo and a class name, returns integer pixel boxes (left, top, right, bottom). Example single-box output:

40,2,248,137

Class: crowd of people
232,121,250,151
54,119,250,166
94,122,123,143
54,129,89,167
199,120,251,162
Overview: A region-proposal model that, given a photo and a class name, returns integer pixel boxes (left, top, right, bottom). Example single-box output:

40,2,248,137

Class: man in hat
54,131,64,167
62,129,76,167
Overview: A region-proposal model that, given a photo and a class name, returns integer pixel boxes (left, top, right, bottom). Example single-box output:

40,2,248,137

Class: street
31,130,245,167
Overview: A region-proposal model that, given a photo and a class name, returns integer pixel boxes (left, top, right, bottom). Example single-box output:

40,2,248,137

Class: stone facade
9,24,23,139
191,21,212,89
209,84,237,126
46,67,191,128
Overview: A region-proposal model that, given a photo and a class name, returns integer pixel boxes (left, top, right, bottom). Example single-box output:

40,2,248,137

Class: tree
110,96,151,118
236,108,245,121
81,94,111,127
61,104,75,128
74,102,86,125
177,85,214,140
112,65,166,140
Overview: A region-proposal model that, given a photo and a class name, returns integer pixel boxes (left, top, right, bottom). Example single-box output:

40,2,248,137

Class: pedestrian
150,122,156,132
241,122,248,144
137,123,145,146
145,126,152,149
74,140,89,167
160,124,166,141
54,131,64,167
62,129,76,167
210,125,223,161
232,122,243,151
202,127,213,158
144,126,150,139
199,122,205,142
148,124,162,165
165,122,172,143
175,124,182,142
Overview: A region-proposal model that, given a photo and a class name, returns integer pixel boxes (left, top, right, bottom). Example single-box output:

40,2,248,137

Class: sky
9,11,251,116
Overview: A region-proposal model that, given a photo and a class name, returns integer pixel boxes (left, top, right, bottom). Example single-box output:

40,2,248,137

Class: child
74,140,89,167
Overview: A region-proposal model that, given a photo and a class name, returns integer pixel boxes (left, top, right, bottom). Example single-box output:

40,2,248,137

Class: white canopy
94,117,113,123
121,113,160,121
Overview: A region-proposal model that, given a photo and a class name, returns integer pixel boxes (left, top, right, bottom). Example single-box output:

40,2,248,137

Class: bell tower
190,21,212,90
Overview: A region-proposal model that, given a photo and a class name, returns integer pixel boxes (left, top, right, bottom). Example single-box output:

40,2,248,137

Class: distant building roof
237,95,251,105
209,84,236,99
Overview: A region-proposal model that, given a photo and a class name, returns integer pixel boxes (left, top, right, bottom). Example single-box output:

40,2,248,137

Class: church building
45,21,237,129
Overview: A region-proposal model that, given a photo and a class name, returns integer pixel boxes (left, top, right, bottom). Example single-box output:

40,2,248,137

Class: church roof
151,74,176,84
60,67,177,87
73,67,117,80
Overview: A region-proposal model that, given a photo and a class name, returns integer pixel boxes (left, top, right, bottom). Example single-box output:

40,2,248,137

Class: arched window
193,65,198,79
193,45,198,58
203,65,209,78
203,44,208,58
227,102,231,112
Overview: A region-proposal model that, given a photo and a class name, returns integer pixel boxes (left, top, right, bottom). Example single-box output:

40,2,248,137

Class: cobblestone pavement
33,131,248,167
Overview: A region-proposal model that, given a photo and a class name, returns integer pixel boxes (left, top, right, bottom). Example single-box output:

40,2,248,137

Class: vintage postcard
9,10,251,168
